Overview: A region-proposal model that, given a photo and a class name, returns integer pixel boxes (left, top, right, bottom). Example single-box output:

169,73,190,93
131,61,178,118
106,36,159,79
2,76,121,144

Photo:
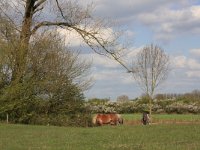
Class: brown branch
0,10,21,33
55,0,66,20
32,21,132,73
33,0,46,11
71,26,133,73
33,6,44,14
31,21,72,34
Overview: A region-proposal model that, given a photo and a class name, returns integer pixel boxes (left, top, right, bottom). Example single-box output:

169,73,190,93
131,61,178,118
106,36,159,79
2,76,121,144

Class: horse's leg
121,118,124,124
110,119,118,125
110,120,114,125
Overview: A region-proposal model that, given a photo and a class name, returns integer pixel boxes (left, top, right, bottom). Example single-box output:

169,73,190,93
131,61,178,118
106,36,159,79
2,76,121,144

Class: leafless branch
55,0,66,20
33,0,46,10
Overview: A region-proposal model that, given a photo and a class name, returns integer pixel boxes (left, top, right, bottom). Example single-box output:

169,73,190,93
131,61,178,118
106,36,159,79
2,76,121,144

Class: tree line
86,90,200,114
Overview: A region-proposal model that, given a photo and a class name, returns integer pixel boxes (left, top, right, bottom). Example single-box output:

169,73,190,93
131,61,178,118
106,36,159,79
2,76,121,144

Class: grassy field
1,114,200,150
122,114,200,123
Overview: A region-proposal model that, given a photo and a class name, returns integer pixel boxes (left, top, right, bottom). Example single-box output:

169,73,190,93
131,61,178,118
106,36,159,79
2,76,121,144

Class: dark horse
92,113,123,126
141,111,150,125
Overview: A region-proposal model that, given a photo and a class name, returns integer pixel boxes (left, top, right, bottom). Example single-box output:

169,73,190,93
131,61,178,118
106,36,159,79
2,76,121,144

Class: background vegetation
86,90,200,114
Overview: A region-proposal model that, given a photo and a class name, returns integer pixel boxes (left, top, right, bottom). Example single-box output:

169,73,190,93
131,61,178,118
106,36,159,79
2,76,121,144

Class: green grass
1,123,200,149
1,114,200,150
122,114,200,122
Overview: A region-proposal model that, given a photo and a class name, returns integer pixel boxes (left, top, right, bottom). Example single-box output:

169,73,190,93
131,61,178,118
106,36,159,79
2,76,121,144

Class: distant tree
131,44,170,120
88,98,110,105
155,94,166,100
116,95,129,103
192,89,200,99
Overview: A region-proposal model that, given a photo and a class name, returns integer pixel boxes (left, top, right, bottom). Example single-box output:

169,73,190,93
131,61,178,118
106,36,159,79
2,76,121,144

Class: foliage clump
0,25,92,126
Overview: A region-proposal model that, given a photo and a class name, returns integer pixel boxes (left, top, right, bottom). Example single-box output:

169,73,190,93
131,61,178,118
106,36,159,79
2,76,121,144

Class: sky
62,0,200,100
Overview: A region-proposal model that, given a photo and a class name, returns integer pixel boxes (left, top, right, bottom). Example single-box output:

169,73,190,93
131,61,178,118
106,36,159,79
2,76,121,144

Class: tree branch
71,26,132,73
32,21,132,73
33,6,44,14
31,21,72,34
55,0,66,20
33,0,46,11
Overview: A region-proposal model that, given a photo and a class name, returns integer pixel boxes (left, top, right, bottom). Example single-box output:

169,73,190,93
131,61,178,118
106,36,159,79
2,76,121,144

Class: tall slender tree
131,44,170,120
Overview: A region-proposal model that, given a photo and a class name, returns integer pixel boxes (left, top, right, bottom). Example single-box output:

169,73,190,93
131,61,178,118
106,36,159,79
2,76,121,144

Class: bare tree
0,0,131,83
131,44,170,120
116,95,129,103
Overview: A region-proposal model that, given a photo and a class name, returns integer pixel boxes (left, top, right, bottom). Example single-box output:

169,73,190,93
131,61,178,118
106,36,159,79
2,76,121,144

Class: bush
47,114,93,127
85,98,200,115
165,103,190,114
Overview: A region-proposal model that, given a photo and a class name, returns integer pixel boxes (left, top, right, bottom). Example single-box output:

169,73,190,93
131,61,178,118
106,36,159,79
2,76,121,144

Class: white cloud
57,28,85,47
186,71,200,78
172,56,187,68
137,5,200,41
190,49,200,56
120,46,143,65
172,54,200,83
57,26,116,47
87,0,200,42
188,59,200,69
92,70,116,81
82,53,120,68
191,6,200,18
172,55,200,69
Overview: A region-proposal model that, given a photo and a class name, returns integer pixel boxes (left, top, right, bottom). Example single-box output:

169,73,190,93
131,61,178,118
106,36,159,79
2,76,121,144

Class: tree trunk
12,0,35,82
6,113,9,123
149,97,152,122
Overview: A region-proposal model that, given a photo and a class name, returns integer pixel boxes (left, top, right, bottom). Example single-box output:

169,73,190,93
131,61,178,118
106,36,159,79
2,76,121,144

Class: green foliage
86,93,200,114
0,82,92,126
0,30,92,126
117,102,137,113
137,96,150,104
0,79,92,126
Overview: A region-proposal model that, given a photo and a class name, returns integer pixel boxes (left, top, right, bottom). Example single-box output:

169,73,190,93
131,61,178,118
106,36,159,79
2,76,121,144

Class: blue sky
62,0,200,100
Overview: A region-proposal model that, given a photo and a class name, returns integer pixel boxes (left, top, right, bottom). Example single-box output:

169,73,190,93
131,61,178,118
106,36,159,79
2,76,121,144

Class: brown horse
92,113,123,126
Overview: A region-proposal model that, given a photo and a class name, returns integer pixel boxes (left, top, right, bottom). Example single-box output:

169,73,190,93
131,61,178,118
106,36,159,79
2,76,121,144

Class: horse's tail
92,114,97,125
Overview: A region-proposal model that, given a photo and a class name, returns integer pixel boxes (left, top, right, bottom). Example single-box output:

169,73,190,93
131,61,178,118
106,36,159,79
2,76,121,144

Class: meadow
1,114,200,150
122,114,200,124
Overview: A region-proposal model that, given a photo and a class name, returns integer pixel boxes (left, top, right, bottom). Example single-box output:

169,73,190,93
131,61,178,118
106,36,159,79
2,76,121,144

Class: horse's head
116,114,123,125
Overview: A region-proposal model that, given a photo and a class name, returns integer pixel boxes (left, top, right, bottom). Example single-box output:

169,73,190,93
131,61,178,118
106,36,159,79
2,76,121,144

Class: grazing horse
92,113,123,126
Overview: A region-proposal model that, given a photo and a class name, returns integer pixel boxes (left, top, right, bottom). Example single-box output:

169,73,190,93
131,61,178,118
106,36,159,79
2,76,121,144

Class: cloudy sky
65,0,200,100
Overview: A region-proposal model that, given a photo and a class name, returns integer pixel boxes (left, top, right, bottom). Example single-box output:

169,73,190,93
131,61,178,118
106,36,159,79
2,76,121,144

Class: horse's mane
116,114,121,118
